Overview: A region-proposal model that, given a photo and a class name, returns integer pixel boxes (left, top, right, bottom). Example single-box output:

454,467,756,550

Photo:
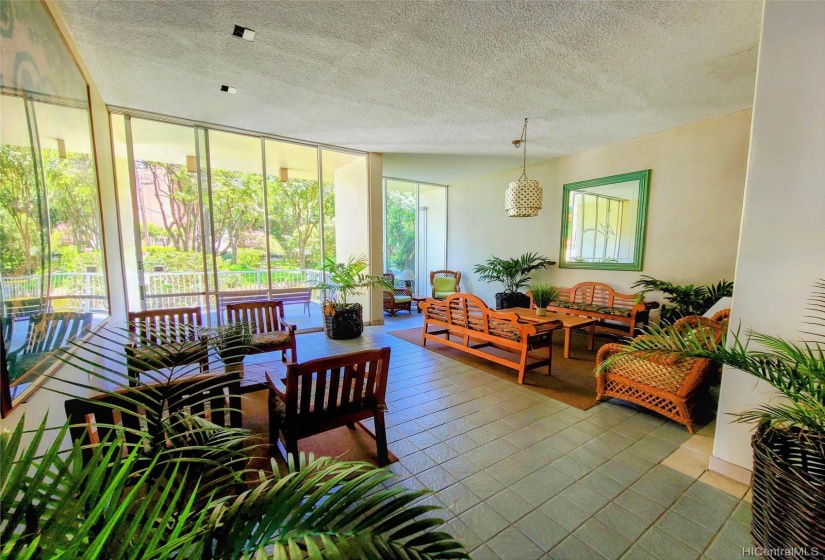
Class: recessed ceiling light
220,85,237,94
232,24,255,41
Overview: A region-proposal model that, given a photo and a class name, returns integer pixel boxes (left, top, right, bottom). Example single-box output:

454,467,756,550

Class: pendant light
505,118,542,218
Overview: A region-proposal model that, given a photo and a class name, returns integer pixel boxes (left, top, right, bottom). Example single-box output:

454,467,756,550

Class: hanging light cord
519,118,529,180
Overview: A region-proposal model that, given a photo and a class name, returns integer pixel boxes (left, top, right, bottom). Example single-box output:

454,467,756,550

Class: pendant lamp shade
506,118,542,218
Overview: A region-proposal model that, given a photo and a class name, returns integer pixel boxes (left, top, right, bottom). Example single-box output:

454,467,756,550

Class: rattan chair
596,315,725,433
382,273,412,316
429,270,461,299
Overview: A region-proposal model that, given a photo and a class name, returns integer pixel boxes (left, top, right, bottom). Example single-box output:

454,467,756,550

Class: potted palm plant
473,252,556,310
205,322,254,374
1,325,469,559
313,255,393,339
529,283,560,316
631,275,734,324
605,281,825,550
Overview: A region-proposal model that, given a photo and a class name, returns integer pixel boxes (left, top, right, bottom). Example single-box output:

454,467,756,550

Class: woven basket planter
323,303,363,340
751,424,825,549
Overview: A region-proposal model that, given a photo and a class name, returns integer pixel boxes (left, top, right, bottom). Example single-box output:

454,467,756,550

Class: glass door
383,179,447,297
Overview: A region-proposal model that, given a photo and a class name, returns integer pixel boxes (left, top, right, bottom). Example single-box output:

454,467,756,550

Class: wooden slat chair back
64,373,242,466
266,347,391,468
126,307,208,384
226,300,297,363
560,282,637,311
20,312,92,355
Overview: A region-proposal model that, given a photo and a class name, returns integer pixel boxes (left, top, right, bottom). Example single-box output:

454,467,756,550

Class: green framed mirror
559,170,650,271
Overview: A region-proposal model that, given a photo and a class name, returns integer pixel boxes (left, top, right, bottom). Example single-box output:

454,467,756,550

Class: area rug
389,327,608,411
241,389,398,468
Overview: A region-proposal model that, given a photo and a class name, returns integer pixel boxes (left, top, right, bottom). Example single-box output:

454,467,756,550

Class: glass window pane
207,131,265,307
385,179,417,286
417,183,447,294
130,119,205,313
36,101,108,317
265,140,322,329
322,150,369,316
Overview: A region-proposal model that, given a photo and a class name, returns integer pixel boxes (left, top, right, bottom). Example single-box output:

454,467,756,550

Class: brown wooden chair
7,312,92,383
265,347,391,468
226,300,297,363
382,273,412,316
596,315,725,433
64,372,242,466
126,307,208,384
430,270,461,299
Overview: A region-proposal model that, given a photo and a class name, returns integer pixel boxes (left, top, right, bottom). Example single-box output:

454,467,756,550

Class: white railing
4,269,324,313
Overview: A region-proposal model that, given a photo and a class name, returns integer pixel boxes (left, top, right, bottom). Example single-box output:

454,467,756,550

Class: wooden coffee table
411,294,428,313
505,308,598,358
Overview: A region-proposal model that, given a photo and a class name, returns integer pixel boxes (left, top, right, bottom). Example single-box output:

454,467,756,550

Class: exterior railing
3,269,323,314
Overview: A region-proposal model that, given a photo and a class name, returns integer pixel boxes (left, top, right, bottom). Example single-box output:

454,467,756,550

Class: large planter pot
495,292,531,310
323,303,363,339
751,424,825,549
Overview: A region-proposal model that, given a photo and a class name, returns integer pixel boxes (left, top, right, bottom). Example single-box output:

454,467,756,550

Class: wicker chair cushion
251,332,292,347
433,277,457,293
394,295,412,303
606,355,694,393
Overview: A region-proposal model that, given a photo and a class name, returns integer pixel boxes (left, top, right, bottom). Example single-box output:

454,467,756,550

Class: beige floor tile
742,488,754,503
698,470,750,499
697,421,717,437
661,446,708,479
684,434,714,455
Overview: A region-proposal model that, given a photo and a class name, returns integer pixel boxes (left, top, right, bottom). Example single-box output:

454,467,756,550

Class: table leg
588,324,595,351
564,327,572,359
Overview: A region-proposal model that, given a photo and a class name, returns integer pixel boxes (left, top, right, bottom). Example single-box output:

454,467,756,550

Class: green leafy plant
601,281,825,436
529,283,560,308
632,275,734,324
205,322,254,365
313,254,393,310
1,324,469,559
473,252,555,294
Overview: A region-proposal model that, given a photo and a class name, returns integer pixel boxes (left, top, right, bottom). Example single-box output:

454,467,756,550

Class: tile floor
253,320,753,560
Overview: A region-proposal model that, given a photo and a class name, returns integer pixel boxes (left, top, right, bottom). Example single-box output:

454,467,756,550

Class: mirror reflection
559,170,650,271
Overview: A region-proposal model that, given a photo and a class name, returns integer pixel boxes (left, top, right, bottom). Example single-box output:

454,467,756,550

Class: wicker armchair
430,270,461,299
382,273,412,316
596,315,725,433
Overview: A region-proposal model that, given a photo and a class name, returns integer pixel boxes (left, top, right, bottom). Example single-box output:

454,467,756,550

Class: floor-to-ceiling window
112,115,370,331
383,179,447,296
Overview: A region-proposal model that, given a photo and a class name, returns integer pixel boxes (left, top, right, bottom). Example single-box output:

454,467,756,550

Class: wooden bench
544,282,658,337
218,287,312,316
421,293,562,384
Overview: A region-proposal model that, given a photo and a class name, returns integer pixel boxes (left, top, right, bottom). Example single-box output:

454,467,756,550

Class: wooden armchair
126,307,208,385
64,372,242,466
596,315,725,433
382,273,412,316
226,300,296,363
7,312,92,383
430,270,461,300
265,347,391,468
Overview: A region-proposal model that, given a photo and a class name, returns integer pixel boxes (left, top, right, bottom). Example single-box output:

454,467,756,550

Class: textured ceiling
55,0,762,184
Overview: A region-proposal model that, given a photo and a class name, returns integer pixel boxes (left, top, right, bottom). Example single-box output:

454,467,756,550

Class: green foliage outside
385,189,416,273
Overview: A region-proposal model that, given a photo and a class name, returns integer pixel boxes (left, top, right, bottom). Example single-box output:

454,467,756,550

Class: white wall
448,110,752,306
711,1,825,473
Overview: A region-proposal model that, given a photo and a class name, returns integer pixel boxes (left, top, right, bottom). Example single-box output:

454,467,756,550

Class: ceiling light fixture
220,85,237,94
505,118,542,218
232,24,256,41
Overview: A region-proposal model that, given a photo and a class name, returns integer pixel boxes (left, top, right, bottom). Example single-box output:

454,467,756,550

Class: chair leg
285,433,300,471
346,422,355,429
374,410,389,466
